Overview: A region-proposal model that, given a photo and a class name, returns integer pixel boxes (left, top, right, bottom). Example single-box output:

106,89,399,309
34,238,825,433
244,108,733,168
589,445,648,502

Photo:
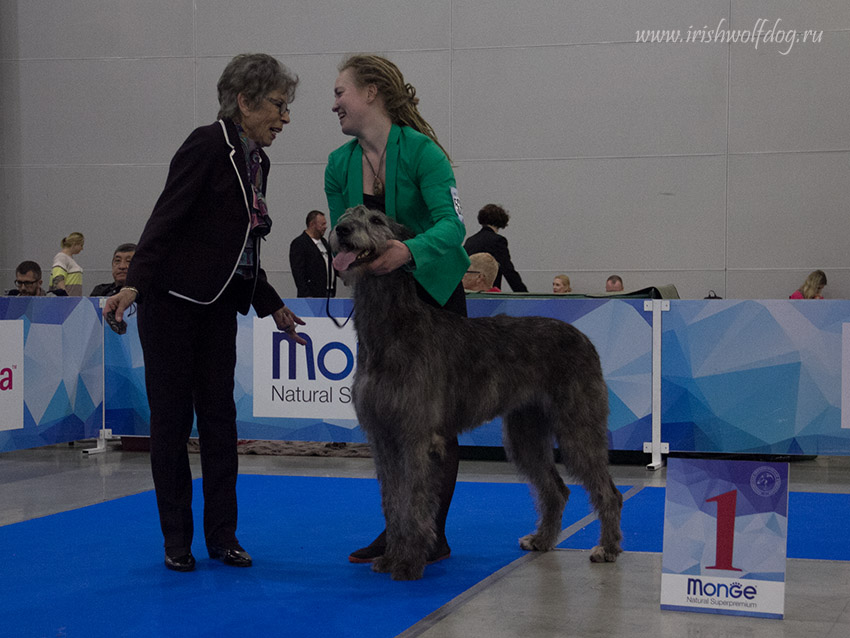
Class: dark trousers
416,281,467,539
137,285,242,553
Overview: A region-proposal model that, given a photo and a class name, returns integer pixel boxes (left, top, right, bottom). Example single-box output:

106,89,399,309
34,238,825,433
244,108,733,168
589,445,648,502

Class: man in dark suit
463,203,528,292
289,210,336,297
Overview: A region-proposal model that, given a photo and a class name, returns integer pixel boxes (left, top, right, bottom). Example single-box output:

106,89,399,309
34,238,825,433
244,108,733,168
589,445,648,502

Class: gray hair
217,53,299,121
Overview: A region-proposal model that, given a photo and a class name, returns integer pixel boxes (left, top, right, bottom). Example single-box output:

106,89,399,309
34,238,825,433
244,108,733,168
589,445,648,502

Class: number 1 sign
660,457,789,619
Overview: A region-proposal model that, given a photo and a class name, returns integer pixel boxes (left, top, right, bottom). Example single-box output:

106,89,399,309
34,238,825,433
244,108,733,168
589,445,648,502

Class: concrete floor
2,443,849,637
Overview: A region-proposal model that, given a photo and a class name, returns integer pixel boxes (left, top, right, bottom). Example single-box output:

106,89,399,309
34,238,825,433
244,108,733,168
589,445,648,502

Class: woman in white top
50,232,85,296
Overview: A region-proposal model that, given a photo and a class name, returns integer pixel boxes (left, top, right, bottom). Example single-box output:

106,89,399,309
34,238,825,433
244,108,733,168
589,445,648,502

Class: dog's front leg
372,433,437,580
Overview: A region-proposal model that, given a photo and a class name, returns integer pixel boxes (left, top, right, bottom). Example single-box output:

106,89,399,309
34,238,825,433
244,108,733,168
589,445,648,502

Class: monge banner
252,316,358,419
661,457,789,619
0,320,24,431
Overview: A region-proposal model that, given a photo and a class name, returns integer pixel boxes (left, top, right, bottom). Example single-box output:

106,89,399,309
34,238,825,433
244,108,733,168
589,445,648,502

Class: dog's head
330,205,413,281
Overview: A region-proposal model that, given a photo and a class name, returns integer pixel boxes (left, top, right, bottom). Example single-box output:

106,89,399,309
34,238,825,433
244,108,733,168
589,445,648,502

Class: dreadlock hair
339,54,451,161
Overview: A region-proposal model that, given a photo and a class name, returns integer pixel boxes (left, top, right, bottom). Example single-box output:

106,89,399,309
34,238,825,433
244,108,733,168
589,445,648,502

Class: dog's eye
369,215,385,225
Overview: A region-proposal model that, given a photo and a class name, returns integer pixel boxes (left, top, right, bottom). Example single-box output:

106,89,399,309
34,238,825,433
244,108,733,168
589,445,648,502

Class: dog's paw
371,556,394,574
391,561,426,581
519,533,555,552
589,545,621,563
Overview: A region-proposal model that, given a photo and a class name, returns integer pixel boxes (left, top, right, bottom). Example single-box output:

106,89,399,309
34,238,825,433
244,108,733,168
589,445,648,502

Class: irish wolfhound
330,205,623,580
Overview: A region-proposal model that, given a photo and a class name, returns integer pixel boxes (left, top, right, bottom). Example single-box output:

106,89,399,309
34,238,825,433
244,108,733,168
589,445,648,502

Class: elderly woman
790,270,827,299
50,232,85,296
106,53,304,572
326,54,469,566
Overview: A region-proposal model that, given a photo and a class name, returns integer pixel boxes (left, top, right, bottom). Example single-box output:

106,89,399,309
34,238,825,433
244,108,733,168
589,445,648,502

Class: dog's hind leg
504,406,570,552
556,420,623,563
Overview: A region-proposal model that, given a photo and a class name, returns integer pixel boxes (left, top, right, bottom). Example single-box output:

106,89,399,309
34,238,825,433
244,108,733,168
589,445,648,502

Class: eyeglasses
265,97,290,116
15,279,39,287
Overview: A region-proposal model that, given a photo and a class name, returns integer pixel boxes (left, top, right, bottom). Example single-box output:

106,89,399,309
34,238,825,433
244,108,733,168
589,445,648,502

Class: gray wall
1,0,848,299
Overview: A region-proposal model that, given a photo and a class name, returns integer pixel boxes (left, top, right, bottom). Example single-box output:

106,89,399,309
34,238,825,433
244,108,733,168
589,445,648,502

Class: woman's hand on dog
369,240,412,275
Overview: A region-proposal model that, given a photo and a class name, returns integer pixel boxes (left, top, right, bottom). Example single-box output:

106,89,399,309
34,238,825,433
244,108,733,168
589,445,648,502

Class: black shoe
349,531,387,564
164,552,196,572
207,545,253,567
427,538,451,564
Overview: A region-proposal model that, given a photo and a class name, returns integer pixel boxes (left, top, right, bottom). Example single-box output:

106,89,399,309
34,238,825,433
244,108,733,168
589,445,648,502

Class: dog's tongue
333,251,358,272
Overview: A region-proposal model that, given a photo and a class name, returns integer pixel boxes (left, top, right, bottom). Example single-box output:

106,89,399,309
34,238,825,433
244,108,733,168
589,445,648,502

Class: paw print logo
750,466,781,497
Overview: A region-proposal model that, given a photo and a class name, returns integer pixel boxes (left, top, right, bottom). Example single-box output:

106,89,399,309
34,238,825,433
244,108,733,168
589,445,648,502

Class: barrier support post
83,299,115,456
643,300,670,471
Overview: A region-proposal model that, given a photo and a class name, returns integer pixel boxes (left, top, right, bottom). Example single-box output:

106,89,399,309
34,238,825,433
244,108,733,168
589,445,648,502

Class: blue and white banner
0,297,103,452
661,457,789,619
0,320,24,431
252,316,358,419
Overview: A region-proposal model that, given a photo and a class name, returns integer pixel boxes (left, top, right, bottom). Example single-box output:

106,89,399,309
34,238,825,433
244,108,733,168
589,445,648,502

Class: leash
326,291,354,328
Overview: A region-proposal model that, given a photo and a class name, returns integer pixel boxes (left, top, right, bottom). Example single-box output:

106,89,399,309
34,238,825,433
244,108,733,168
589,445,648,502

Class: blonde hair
61,232,85,248
798,269,827,299
553,274,571,292
339,54,450,160
468,253,499,288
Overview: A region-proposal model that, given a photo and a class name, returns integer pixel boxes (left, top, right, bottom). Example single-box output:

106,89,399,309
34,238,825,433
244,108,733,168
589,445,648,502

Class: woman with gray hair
106,53,305,572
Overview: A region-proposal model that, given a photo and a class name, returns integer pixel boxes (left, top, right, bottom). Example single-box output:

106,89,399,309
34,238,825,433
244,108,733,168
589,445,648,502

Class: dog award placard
660,457,789,619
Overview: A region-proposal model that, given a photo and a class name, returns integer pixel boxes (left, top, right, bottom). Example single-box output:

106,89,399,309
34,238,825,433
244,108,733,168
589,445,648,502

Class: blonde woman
50,232,85,296
326,54,468,566
552,274,571,294
790,270,827,299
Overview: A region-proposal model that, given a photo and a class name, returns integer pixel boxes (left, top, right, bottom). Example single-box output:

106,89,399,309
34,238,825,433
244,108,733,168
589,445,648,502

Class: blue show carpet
0,475,584,638
2,477,847,637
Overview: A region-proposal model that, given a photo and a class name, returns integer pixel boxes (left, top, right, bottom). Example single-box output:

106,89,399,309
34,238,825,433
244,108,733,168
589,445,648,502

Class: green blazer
325,124,469,306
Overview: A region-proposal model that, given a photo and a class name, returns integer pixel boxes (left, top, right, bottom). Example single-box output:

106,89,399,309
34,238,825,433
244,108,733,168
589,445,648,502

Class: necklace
363,144,387,195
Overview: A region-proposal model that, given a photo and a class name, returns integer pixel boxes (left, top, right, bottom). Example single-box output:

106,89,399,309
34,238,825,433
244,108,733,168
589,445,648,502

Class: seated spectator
552,274,571,294
5,261,68,297
90,243,137,296
463,253,501,292
605,274,624,292
464,204,528,292
790,270,827,299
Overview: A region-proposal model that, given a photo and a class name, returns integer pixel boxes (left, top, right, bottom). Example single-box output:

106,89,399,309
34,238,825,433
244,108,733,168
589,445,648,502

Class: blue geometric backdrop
662,300,850,454
7,297,850,456
105,298,653,451
0,297,102,452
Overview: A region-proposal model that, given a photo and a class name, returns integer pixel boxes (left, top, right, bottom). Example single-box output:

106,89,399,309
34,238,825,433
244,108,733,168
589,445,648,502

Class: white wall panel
0,0,194,59
2,58,194,166
729,34,850,153
194,0,451,56
455,155,727,273
732,1,850,32
451,44,728,160
453,0,730,48
727,152,850,269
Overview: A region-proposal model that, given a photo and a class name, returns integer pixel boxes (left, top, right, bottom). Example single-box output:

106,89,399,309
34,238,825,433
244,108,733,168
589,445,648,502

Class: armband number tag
450,186,463,222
